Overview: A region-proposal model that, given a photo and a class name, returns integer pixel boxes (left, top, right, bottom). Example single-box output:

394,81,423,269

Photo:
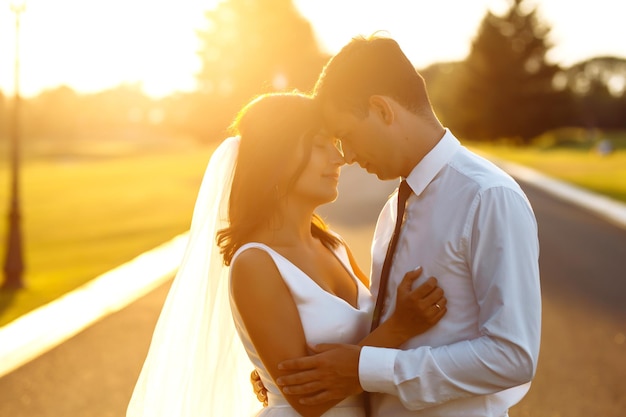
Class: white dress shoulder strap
231,242,290,270
231,242,305,289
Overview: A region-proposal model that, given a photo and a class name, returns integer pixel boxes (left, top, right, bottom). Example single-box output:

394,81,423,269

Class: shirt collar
405,129,460,196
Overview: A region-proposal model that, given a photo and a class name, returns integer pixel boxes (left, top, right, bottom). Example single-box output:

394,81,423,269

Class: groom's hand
250,369,268,407
276,344,362,405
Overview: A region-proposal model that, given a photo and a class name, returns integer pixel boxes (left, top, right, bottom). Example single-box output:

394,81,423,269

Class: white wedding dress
230,242,374,417
127,138,374,417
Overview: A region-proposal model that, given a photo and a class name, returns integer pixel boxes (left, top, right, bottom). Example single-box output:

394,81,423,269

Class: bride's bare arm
273,268,447,405
231,249,341,417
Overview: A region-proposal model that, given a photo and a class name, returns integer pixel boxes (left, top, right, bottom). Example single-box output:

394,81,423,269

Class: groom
271,35,542,416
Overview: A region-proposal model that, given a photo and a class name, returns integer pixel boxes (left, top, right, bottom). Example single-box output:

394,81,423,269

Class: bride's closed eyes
313,135,343,156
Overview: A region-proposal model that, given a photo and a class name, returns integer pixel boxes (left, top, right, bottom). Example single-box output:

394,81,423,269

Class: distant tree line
0,0,624,150
423,0,626,144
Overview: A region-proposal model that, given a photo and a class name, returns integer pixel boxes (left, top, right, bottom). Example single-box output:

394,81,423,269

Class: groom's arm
277,271,448,404
358,189,540,410
278,188,541,409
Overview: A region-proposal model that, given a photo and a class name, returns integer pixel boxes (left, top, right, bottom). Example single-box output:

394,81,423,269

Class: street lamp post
3,1,26,289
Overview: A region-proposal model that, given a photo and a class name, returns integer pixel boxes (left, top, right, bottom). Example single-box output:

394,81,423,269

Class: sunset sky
0,0,624,98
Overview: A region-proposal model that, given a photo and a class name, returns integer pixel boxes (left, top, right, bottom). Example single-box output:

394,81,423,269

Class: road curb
490,157,626,231
0,233,189,378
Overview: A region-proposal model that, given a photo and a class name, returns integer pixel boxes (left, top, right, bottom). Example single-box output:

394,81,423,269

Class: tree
193,0,326,140
562,57,626,129
25,86,80,138
420,61,465,130
450,0,570,143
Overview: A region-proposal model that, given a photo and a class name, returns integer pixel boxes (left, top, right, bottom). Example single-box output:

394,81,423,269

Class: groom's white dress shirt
359,130,541,416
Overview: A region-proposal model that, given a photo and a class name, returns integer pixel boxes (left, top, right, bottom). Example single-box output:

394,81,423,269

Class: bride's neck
256,206,317,248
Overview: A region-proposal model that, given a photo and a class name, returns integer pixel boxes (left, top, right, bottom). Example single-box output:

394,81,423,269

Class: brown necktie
364,180,411,417
370,179,412,331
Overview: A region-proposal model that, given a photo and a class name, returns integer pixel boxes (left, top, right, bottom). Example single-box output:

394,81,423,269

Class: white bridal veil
127,136,261,416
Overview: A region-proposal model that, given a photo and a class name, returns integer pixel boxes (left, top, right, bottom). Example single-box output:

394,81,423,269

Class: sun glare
0,0,218,98
0,0,625,98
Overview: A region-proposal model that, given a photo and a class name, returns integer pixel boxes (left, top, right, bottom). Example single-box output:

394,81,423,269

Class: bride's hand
386,267,447,339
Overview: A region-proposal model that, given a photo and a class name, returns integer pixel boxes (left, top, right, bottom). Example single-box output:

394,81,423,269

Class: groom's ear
369,95,394,125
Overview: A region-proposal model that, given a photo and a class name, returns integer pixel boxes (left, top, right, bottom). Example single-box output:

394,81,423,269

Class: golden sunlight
0,0,218,98
1,0,625,98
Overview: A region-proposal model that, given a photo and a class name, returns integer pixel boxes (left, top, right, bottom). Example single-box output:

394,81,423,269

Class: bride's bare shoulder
230,247,282,293
230,246,295,322
231,245,274,271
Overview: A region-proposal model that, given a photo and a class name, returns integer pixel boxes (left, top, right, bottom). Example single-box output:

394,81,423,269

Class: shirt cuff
359,346,399,394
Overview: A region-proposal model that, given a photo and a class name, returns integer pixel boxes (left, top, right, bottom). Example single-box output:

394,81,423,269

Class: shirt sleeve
359,186,542,410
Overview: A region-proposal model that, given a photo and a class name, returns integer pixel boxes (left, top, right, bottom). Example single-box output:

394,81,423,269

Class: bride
127,92,446,417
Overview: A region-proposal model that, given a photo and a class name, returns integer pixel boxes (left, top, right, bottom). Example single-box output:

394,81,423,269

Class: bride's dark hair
217,92,340,265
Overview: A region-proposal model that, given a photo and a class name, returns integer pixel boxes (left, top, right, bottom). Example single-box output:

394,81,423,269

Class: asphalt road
0,164,625,417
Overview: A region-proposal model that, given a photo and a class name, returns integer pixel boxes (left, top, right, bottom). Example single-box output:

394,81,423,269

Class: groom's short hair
313,35,431,118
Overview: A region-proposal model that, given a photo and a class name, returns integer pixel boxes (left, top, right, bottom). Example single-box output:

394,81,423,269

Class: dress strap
230,242,298,286
231,242,281,265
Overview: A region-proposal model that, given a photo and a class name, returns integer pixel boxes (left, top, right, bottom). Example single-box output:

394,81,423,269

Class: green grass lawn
0,139,215,326
467,129,626,203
